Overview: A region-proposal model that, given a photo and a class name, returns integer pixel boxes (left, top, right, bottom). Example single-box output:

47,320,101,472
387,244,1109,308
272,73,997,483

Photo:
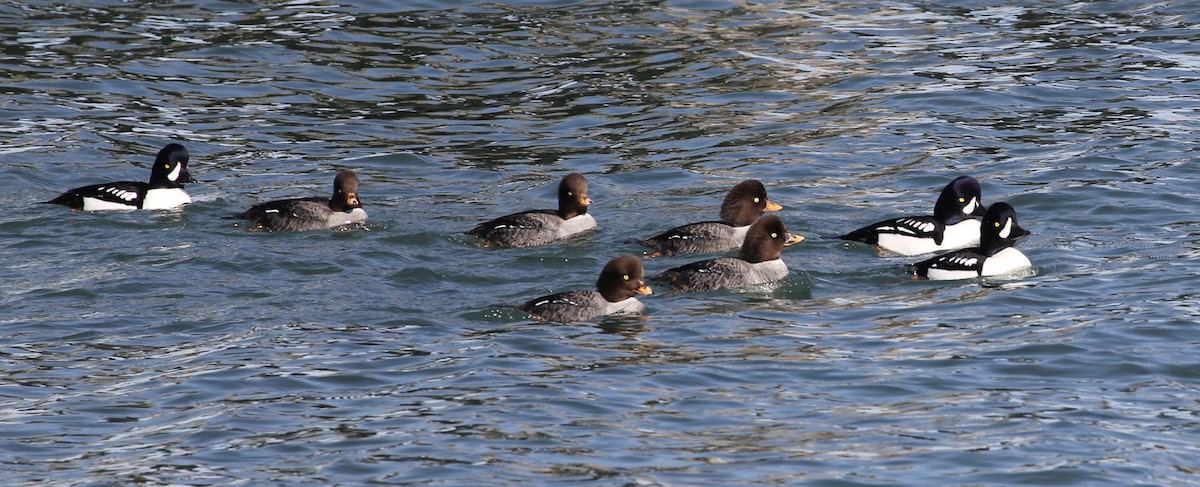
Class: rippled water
3,0,1199,485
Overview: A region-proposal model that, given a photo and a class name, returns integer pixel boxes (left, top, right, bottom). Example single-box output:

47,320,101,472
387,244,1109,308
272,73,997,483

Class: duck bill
181,168,197,184
581,196,593,206
635,283,653,295
765,200,783,212
784,233,805,247
346,192,362,209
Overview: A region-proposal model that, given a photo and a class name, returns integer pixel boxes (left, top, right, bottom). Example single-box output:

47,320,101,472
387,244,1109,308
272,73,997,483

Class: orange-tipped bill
765,200,783,212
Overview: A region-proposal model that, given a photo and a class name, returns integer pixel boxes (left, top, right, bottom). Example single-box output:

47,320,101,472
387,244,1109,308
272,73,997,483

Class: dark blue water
2,1,1199,485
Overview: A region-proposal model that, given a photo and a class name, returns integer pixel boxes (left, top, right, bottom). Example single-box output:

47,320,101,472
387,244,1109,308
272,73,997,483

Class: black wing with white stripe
913,249,986,278
841,216,946,245
45,181,146,209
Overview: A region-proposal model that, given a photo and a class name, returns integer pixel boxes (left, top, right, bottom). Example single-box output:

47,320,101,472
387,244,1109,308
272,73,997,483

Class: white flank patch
981,247,1032,277
142,188,192,210
941,219,982,250
877,232,944,256
82,197,137,211
926,267,980,281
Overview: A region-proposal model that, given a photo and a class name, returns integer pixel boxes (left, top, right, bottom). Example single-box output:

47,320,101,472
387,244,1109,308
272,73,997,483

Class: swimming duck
234,171,367,231
640,179,782,256
841,176,985,256
656,215,803,292
468,173,595,248
912,202,1031,280
45,143,195,211
518,255,652,322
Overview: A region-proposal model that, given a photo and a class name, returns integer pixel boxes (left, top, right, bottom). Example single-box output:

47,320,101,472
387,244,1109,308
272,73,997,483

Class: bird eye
958,197,965,203
623,274,629,281
771,232,778,238
754,197,761,203
567,191,573,196
164,164,170,169
993,221,1001,228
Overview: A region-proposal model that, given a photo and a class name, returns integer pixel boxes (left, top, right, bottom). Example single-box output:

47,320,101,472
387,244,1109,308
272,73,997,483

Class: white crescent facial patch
962,197,978,215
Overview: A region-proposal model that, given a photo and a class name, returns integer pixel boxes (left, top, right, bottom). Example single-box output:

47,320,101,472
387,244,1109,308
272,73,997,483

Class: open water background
2,0,1199,485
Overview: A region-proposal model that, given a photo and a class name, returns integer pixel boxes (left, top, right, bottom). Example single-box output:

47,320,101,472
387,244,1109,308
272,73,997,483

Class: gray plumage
518,290,645,322
468,210,596,248
235,171,366,231
517,255,652,322
656,215,802,292
658,257,788,292
640,221,749,256
238,198,367,231
641,179,780,256
469,173,595,248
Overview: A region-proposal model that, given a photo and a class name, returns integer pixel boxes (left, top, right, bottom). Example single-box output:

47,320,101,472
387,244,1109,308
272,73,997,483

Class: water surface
2,1,1199,485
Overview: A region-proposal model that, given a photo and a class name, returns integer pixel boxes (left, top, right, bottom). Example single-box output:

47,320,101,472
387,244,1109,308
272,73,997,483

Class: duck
640,179,783,256
840,175,985,256
655,215,803,292
912,202,1031,280
518,255,653,322
44,143,195,211
233,171,367,231
468,173,595,248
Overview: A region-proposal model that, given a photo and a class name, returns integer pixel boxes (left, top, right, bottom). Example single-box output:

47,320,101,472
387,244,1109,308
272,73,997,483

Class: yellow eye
754,197,761,203
567,191,573,196
958,197,965,203
993,221,1001,228
164,164,170,169
771,232,778,238
623,274,630,281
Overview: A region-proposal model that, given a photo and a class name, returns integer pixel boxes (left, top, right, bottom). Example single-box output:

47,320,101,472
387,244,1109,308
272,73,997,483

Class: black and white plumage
841,176,986,256
656,215,804,292
912,202,1031,280
44,143,196,211
468,173,596,248
518,255,653,322
640,179,783,257
234,171,367,231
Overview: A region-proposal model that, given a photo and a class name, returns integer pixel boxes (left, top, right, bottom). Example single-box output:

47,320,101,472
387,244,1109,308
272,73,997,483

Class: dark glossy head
980,202,1030,254
330,171,362,211
933,176,984,224
557,173,591,219
149,143,194,186
720,179,781,226
739,215,804,263
596,255,652,303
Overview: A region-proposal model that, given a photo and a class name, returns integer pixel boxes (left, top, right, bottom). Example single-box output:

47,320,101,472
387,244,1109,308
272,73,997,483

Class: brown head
596,255,652,303
720,179,782,226
739,215,804,263
557,173,592,219
330,171,362,212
